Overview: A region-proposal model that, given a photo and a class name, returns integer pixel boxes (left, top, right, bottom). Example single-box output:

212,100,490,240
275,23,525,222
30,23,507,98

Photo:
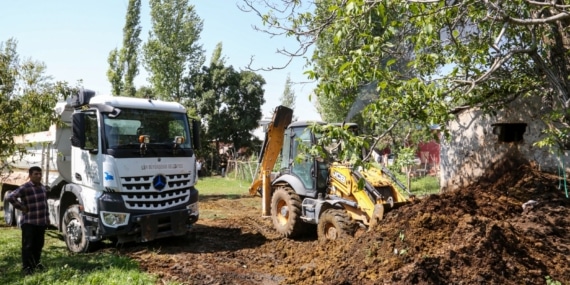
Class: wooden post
262,169,271,216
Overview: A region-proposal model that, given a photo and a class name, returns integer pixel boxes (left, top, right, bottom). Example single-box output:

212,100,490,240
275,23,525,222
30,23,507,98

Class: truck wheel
317,208,355,241
271,186,305,238
3,191,16,226
63,205,91,253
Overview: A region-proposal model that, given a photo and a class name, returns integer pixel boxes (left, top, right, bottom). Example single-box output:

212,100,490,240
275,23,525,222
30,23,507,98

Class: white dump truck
1,89,200,252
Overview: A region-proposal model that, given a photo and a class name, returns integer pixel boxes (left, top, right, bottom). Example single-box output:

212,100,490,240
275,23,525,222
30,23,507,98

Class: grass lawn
196,170,440,198
196,176,252,196
0,221,159,285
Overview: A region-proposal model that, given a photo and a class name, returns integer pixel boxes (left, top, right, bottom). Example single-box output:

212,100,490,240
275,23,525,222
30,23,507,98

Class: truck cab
2,89,201,252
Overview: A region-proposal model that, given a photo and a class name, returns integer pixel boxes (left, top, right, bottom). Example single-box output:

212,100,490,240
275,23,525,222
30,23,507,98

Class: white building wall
440,96,570,192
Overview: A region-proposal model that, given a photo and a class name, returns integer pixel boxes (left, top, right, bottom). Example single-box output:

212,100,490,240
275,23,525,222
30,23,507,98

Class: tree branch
484,0,570,25
363,119,401,162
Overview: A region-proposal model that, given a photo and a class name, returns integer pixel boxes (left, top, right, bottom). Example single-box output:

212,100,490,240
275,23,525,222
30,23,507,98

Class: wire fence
227,159,258,182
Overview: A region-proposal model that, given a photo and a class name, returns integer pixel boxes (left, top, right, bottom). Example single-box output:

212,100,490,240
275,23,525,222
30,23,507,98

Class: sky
0,0,321,120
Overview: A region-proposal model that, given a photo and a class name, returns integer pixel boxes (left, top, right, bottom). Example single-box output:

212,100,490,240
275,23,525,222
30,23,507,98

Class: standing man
196,158,202,179
6,166,49,275
220,154,228,178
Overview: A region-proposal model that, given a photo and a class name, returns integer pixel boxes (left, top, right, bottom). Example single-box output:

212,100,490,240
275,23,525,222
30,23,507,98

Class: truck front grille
120,174,191,210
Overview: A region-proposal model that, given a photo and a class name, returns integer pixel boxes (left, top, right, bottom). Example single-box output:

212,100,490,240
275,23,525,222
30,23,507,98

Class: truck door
70,111,101,187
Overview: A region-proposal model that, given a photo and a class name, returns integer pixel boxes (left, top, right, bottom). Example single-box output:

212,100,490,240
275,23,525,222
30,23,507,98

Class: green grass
205,168,441,198
196,176,252,196
196,176,259,220
0,223,160,285
397,174,440,197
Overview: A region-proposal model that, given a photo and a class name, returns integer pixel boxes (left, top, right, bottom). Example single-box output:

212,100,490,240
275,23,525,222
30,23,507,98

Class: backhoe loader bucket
369,203,384,229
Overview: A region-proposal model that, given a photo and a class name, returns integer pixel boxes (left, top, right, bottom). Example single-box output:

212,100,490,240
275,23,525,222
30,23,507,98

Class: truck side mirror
71,112,99,152
71,113,86,148
192,119,201,150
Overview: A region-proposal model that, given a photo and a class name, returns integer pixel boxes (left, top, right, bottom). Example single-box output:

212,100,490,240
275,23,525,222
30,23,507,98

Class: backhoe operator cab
278,121,359,197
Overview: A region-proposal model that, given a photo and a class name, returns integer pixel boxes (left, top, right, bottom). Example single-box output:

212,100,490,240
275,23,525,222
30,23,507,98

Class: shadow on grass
113,224,269,255
199,194,254,202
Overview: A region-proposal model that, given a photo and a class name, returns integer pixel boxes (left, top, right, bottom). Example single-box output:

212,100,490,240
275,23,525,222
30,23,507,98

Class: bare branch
405,0,440,3
239,0,333,71
484,0,570,25
451,45,536,95
363,119,401,162
530,52,570,107
491,22,508,52
524,0,570,9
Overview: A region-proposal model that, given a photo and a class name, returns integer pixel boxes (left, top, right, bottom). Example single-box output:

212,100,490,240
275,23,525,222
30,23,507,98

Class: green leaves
143,0,204,102
0,39,76,166
184,44,266,156
107,0,142,97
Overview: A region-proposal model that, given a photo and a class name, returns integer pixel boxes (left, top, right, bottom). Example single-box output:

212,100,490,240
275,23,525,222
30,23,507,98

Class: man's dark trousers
21,223,46,272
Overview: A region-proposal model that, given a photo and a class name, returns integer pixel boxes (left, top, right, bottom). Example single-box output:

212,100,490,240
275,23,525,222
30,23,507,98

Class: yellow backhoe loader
249,106,412,240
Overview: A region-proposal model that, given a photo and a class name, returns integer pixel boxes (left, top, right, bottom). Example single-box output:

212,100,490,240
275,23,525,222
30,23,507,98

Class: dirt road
121,161,570,284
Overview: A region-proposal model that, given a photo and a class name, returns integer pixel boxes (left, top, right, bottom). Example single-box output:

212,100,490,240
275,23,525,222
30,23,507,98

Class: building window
492,123,527,143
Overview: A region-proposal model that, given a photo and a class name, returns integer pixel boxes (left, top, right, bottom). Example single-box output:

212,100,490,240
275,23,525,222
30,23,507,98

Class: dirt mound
121,162,570,284
318,162,570,284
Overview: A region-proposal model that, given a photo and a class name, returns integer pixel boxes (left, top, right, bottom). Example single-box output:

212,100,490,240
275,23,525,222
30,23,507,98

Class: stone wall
439,96,570,192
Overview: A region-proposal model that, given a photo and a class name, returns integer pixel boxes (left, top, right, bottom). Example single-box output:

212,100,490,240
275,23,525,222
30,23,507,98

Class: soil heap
123,161,570,285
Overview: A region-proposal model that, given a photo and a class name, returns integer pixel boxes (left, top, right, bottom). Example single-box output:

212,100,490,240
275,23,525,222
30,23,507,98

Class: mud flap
369,203,385,230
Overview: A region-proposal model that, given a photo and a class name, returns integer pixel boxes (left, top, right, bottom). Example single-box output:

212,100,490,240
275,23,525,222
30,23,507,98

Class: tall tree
242,0,570,153
143,0,204,102
279,74,296,109
186,43,265,156
279,74,299,121
0,38,18,95
107,0,142,96
106,49,123,95
121,0,142,97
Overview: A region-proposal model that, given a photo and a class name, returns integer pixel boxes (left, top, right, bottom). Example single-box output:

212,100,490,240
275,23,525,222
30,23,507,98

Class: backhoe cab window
103,108,191,150
291,128,314,189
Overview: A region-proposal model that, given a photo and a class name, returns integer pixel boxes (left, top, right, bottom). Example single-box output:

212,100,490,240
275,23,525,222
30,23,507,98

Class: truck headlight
101,211,130,228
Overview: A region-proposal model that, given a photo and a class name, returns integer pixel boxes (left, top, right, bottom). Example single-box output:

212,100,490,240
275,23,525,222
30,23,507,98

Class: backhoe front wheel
317,208,356,241
271,186,305,238
63,205,91,253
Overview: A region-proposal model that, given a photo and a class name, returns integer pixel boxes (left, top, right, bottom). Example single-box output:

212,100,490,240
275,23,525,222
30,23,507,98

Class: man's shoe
22,267,34,276
35,264,46,272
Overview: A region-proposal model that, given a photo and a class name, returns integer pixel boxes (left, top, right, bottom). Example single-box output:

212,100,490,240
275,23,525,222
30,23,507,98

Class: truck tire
271,186,305,238
63,205,91,253
3,191,16,226
317,208,355,241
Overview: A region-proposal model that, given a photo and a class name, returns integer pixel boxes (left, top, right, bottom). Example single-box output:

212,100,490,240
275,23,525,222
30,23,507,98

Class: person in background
196,158,202,179
6,166,50,276
220,154,228,178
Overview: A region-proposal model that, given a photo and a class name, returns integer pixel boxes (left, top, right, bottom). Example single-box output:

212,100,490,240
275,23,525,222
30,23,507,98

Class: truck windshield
103,108,192,150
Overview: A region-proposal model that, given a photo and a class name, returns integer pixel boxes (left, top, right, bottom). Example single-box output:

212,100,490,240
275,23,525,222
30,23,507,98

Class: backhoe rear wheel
271,186,305,238
317,208,356,241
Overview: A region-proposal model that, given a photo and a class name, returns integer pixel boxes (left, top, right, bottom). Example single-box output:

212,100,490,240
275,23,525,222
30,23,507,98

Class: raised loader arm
249,106,293,215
